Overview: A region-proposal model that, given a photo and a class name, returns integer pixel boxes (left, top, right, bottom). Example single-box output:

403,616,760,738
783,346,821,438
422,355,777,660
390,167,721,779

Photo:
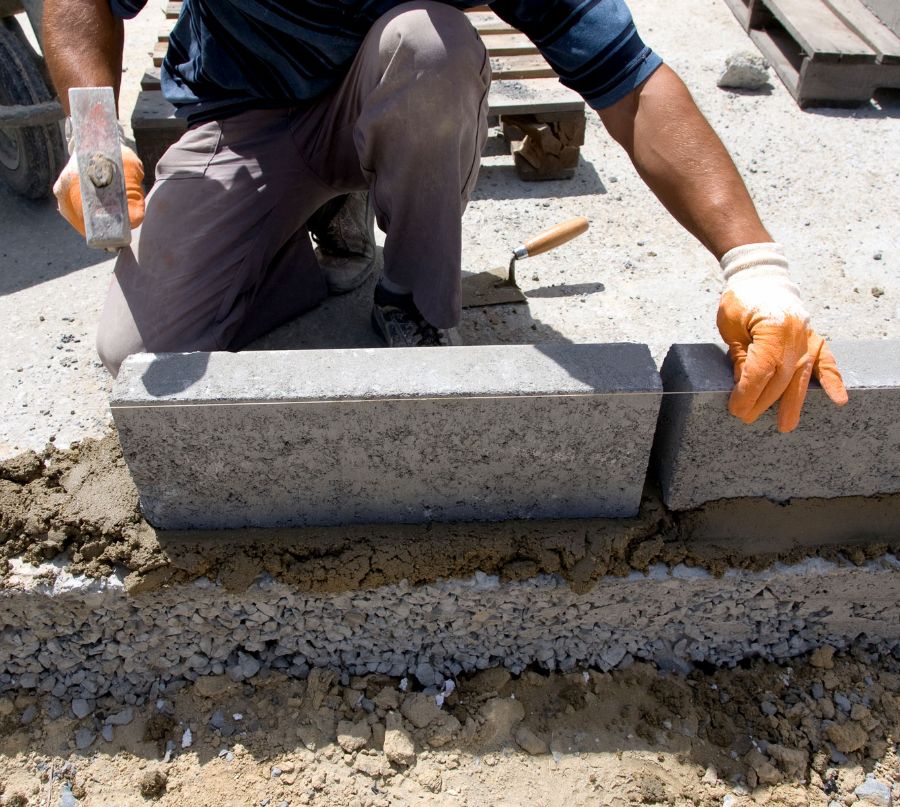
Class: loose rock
477,697,525,746
383,713,416,767
400,693,442,730
74,728,95,750
71,698,93,719
854,777,893,806
717,51,769,90
139,769,168,799
825,721,868,754
810,646,836,670
514,726,549,756
336,719,371,753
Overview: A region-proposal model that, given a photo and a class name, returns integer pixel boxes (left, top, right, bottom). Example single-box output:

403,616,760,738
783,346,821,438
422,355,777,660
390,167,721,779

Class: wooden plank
483,33,539,57
762,0,877,61
490,55,556,80
749,27,804,99
165,1,181,19
131,82,585,130
141,68,161,91
861,0,900,37
153,40,167,67
488,79,585,116
464,11,517,34
722,0,755,30
749,26,881,104
822,0,900,62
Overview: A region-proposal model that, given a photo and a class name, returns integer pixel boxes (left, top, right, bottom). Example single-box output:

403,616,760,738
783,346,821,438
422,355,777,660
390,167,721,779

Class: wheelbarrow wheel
0,16,66,199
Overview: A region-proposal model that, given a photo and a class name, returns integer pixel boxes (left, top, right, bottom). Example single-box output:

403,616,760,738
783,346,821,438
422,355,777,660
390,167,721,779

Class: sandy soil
1,2,898,804
2,434,898,592
0,652,898,806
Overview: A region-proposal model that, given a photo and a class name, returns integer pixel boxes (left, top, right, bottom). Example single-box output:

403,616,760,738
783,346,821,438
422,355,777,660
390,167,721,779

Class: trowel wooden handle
519,217,589,258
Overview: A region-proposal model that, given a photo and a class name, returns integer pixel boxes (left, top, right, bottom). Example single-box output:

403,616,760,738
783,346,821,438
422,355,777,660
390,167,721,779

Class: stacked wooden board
133,4,586,184
722,0,900,105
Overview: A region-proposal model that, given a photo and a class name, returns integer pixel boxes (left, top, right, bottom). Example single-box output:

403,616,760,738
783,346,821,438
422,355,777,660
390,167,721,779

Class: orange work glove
52,122,145,237
716,243,848,433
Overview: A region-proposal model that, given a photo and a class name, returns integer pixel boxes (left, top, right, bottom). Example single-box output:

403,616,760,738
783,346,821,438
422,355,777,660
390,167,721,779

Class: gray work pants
97,1,490,376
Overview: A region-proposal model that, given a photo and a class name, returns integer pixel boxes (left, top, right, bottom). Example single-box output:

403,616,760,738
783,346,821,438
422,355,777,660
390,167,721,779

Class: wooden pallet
722,0,900,105
134,5,586,183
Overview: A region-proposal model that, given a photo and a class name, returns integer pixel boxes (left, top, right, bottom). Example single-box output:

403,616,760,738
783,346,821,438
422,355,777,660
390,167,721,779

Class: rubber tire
0,16,66,199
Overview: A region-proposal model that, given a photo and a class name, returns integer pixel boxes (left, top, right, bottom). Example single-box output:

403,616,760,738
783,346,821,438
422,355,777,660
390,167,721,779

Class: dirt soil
1,433,898,593
0,650,898,806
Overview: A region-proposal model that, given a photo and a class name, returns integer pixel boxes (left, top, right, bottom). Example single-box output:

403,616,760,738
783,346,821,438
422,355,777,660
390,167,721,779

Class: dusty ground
1,0,899,804
1,433,898,592
0,651,898,806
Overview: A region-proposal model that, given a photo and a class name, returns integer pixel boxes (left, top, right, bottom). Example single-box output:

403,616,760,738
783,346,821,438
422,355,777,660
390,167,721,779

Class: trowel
461,216,589,308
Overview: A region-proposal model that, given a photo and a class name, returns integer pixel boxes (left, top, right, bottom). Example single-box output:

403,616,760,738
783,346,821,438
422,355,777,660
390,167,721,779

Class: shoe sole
317,249,377,295
371,306,462,347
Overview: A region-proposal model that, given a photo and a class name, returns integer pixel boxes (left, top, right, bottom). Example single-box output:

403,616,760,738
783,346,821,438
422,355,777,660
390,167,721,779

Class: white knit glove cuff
720,242,808,322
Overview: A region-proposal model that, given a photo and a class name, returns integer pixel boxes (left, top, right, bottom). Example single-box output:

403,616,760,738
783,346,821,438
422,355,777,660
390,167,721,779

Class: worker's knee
380,1,489,88
96,319,145,379
96,330,125,379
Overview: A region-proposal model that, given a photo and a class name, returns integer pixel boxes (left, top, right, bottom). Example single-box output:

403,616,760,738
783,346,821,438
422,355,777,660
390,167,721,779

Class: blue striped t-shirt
112,0,662,124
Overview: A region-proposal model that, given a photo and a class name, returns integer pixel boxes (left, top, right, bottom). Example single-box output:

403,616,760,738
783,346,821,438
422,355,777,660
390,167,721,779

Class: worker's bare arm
44,0,124,116
46,0,144,236
599,64,769,260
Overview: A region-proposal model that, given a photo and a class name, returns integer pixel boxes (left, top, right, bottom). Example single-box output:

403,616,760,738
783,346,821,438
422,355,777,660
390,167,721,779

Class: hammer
68,87,131,249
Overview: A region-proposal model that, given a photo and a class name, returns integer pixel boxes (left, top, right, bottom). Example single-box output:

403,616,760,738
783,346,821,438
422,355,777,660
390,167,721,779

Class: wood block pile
722,0,900,106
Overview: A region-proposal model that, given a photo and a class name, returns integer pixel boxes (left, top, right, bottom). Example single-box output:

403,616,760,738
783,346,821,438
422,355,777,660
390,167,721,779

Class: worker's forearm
599,65,770,260
44,0,124,116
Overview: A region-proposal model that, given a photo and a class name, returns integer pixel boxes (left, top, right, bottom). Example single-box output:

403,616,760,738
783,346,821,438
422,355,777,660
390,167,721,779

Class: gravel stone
71,698,93,719
414,662,438,688
383,722,416,767
74,728,95,750
336,719,371,753
400,693,442,729
854,777,893,806
834,693,852,713
105,707,134,726
514,726,549,755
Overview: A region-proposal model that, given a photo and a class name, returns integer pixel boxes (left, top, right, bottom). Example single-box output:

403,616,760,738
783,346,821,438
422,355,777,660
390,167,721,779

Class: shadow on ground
0,184,111,296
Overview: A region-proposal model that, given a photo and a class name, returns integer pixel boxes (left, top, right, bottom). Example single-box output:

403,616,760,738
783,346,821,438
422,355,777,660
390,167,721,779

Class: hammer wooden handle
520,216,589,258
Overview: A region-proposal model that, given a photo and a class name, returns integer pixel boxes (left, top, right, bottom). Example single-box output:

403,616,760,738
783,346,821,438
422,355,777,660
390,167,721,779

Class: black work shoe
371,282,461,347
308,191,377,294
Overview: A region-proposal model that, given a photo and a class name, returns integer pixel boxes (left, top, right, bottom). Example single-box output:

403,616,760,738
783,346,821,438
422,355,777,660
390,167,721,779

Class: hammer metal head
69,87,131,250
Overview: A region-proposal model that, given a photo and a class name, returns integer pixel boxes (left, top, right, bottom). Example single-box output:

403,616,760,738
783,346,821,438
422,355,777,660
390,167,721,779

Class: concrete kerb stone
1,554,899,704
110,343,663,529
652,341,900,510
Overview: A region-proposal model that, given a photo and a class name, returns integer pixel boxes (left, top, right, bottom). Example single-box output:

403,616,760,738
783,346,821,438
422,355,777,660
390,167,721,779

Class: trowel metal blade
461,266,528,308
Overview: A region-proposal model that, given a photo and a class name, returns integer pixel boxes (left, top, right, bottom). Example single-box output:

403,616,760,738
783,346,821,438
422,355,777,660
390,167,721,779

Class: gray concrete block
653,341,900,510
110,344,662,528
